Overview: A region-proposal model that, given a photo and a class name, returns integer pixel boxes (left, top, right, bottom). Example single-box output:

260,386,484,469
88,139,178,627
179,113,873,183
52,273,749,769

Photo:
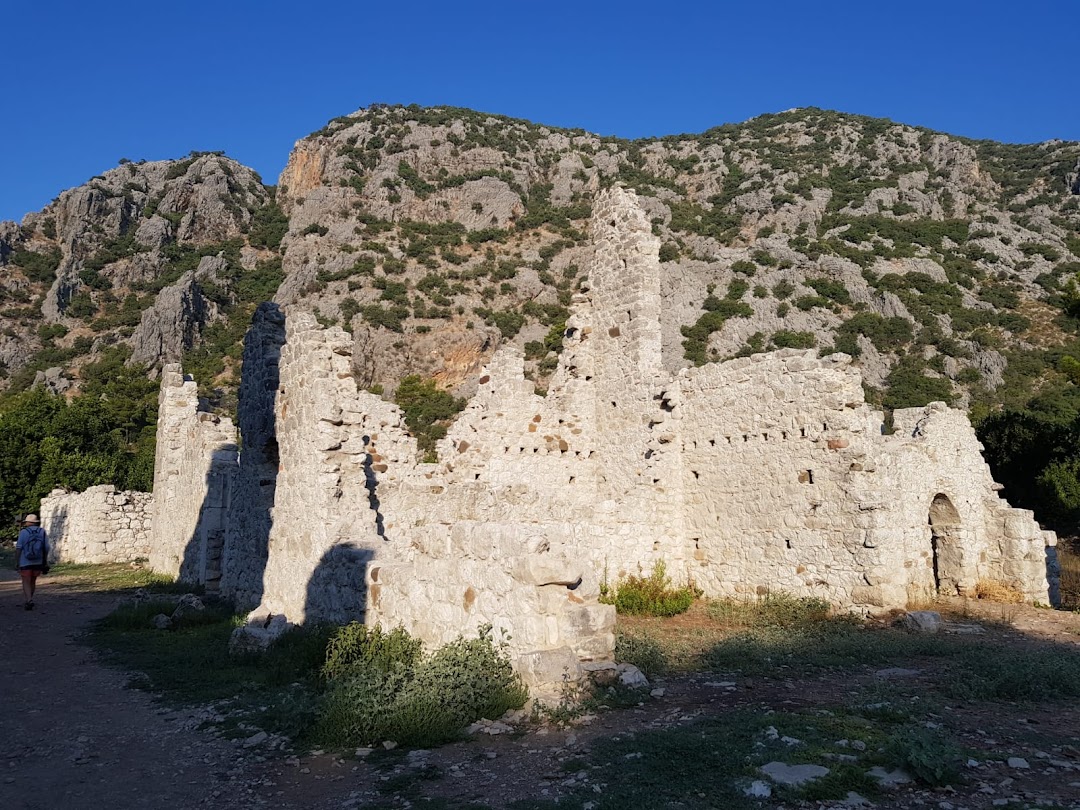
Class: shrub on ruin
600,560,697,617
317,624,527,748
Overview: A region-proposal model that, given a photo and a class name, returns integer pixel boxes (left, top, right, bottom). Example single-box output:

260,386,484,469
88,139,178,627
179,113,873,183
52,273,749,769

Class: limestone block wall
170,185,1053,696
878,404,1053,604
220,303,286,610
248,311,617,668
677,350,886,604
148,365,238,590
39,485,152,564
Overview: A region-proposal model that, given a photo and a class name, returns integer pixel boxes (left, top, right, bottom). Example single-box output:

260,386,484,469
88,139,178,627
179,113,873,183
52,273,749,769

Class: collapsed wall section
39,485,152,564
247,310,616,688
148,364,238,590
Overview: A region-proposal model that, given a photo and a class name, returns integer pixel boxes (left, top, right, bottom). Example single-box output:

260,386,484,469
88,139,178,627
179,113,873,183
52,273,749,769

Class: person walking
15,514,50,611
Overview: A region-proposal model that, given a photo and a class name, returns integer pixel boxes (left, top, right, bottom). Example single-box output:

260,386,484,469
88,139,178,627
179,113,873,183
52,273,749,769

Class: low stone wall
39,485,153,564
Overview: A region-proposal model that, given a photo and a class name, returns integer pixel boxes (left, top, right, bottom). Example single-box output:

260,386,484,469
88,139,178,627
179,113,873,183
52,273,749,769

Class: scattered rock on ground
759,761,831,786
898,610,943,633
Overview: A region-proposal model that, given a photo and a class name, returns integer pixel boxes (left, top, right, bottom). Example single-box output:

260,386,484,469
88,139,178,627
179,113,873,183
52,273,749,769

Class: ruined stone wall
197,186,1053,695
677,350,885,604
239,311,616,693
879,404,1053,604
219,303,286,610
148,365,238,590
675,352,1054,608
39,485,152,564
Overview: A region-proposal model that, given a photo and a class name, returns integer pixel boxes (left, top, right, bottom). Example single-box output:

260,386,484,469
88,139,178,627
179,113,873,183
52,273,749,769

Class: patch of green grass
88,606,334,741
884,725,966,786
615,631,668,676
51,560,186,593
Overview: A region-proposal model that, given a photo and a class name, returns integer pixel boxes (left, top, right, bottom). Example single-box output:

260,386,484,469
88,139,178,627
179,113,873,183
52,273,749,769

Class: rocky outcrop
0,153,271,379
128,253,231,367
129,267,217,366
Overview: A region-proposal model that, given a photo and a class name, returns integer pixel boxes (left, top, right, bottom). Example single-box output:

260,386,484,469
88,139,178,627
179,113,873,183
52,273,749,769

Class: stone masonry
129,186,1054,689
39,485,152,564
148,365,238,593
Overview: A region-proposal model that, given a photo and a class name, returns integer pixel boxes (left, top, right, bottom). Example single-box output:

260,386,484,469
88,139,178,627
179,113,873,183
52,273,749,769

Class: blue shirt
16,526,49,568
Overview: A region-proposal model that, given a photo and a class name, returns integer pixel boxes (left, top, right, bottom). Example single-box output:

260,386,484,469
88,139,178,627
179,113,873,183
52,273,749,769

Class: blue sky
2,0,1077,222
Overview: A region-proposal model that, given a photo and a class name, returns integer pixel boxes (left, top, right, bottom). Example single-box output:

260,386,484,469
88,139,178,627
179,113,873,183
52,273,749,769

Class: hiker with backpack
15,514,49,611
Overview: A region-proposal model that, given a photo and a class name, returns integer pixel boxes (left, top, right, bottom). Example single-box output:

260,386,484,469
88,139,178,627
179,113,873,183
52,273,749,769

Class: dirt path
6,571,1080,810
0,571,277,810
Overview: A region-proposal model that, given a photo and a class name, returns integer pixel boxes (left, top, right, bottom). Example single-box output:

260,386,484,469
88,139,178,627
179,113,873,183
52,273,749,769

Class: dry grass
1060,541,1080,611
974,579,1026,604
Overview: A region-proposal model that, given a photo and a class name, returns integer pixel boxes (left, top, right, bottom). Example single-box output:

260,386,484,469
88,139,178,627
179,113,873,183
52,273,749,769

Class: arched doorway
928,494,963,595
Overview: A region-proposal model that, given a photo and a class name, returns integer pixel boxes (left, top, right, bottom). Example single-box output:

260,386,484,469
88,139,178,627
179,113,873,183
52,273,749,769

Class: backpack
21,527,45,565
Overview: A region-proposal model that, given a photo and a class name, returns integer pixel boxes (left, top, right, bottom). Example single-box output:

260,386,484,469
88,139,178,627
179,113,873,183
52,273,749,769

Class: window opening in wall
653,540,660,551
709,439,716,446
692,470,699,479
798,469,814,484
743,435,749,442
763,433,769,441
474,474,480,480
800,427,807,438
568,476,575,484
782,431,788,440
785,538,792,549
823,423,828,431
612,401,617,408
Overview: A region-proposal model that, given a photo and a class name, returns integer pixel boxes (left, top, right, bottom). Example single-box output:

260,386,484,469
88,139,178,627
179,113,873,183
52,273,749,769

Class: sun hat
23,514,39,524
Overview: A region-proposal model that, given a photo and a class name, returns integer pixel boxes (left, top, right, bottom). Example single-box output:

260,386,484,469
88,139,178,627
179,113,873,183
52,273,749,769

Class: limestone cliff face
0,154,270,382
266,105,1080,410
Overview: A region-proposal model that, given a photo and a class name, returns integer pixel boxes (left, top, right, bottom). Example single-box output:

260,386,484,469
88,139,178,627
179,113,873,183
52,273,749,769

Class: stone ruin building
42,187,1057,691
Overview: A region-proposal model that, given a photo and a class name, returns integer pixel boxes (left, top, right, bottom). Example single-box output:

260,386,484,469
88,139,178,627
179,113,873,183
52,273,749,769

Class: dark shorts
18,566,44,582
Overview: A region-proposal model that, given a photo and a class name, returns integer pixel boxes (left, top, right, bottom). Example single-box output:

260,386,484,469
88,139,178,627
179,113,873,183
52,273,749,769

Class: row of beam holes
704,424,828,447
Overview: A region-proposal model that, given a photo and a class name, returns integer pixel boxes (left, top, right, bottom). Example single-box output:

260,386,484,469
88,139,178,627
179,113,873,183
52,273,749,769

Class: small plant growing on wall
600,560,698,617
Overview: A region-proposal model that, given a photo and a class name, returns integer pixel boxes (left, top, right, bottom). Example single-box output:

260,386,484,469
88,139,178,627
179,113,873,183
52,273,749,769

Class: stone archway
928,493,964,596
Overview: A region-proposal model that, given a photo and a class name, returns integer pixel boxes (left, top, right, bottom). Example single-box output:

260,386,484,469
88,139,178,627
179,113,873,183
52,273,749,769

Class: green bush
322,623,423,681
317,624,527,748
394,375,465,461
885,727,965,786
771,330,816,349
601,560,697,617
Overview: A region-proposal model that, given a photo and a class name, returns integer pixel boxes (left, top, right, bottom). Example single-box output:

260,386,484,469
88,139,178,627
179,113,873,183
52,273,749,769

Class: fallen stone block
228,612,293,655
897,610,943,633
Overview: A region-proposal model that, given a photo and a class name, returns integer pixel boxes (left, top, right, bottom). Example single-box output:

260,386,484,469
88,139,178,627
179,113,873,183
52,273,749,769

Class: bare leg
21,576,32,605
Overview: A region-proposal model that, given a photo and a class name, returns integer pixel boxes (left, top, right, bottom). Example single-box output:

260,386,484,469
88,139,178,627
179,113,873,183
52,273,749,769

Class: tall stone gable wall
39,485,152,564
148,364,238,591
146,186,1053,685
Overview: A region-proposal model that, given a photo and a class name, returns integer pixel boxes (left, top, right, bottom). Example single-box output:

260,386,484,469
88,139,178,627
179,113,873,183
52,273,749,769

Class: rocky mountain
2,105,1079,418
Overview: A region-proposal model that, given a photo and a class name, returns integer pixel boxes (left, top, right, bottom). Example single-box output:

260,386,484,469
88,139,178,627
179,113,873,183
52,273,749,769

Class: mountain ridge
1,104,1078,420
